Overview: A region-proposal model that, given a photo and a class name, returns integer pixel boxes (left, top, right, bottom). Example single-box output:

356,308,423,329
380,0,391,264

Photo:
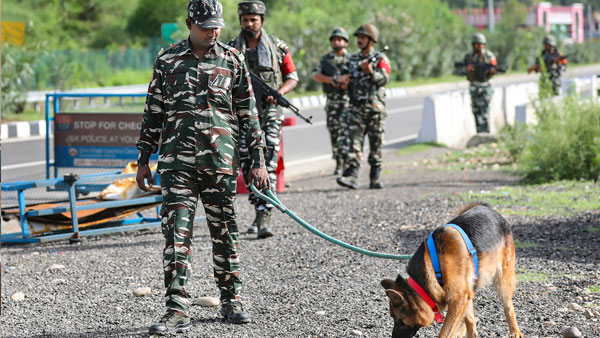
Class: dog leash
250,185,412,260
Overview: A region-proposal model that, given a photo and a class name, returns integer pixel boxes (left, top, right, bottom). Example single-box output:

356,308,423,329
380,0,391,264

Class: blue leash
250,185,412,260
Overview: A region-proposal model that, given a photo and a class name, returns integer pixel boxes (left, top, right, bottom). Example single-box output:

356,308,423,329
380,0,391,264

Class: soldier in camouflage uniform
136,0,269,334
311,27,351,175
228,0,299,239
336,24,391,190
460,33,498,134
527,35,567,96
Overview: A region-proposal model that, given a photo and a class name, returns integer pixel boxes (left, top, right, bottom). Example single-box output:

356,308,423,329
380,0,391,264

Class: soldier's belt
469,81,491,87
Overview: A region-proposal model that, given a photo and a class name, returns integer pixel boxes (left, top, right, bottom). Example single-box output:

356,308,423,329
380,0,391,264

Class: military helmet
543,35,556,47
354,24,379,43
330,27,349,42
471,33,487,44
188,0,225,29
238,0,266,16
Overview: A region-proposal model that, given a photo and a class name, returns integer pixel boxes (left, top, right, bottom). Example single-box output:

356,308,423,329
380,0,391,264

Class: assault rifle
321,45,390,79
527,51,575,73
250,72,312,125
454,61,506,79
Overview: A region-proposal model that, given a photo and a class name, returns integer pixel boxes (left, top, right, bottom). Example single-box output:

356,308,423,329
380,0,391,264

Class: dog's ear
381,278,395,290
385,289,405,304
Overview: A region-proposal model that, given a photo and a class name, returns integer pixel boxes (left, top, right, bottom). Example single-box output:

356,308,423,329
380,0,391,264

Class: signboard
1,22,26,45
54,113,158,168
161,23,179,44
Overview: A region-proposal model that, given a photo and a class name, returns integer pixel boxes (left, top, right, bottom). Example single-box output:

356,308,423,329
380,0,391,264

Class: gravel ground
2,147,599,338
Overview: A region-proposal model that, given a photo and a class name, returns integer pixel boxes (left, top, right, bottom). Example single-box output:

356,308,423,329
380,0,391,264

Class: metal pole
584,3,596,40
488,0,495,33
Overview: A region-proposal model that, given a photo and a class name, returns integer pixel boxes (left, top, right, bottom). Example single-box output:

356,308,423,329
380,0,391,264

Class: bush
515,96,600,183
1,46,35,114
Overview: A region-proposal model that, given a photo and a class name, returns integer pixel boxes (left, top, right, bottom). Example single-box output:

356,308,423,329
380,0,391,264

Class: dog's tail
456,201,492,216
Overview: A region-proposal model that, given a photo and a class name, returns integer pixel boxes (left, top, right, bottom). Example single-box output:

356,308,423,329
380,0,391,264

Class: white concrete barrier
417,90,476,148
502,82,538,126
418,75,596,149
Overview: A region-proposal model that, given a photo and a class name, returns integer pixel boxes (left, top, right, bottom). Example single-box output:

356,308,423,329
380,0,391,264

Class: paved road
0,94,426,184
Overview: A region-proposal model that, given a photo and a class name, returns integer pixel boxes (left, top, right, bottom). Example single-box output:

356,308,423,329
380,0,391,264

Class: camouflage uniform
229,29,298,215
312,50,350,165
463,49,496,133
536,49,566,96
342,48,390,184
136,38,266,317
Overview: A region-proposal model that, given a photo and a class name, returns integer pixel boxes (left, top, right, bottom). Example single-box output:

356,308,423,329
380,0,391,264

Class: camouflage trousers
239,104,282,212
325,98,349,161
159,170,241,316
344,103,386,170
470,83,494,133
540,72,562,96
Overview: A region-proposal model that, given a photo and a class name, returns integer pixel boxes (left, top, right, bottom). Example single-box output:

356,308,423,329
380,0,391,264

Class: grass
513,240,539,249
2,110,46,122
425,143,515,172
517,268,550,283
395,142,444,156
458,180,600,217
590,285,600,294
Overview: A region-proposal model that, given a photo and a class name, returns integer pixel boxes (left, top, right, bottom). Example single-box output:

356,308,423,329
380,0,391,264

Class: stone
194,296,220,307
543,321,556,326
49,264,65,271
562,326,582,338
569,303,584,312
315,311,326,316
132,287,152,297
10,292,25,302
350,329,362,336
584,309,594,318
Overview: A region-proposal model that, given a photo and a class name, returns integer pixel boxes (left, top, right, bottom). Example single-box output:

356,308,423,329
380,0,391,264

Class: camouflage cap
543,35,556,46
330,27,349,42
238,0,266,16
188,0,225,29
471,33,487,44
354,24,378,43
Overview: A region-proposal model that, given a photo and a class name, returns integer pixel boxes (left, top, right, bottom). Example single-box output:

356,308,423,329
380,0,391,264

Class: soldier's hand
527,65,539,73
136,165,153,192
360,59,372,74
338,74,350,85
265,95,276,104
250,168,270,191
489,67,497,75
465,64,475,72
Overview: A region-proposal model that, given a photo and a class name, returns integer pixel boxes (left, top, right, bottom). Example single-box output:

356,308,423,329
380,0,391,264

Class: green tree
127,0,188,40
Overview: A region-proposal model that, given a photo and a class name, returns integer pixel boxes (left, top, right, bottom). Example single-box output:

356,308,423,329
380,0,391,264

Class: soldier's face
187,19,221,50
330,37,348,51
241,14,263,37
356,35,371,50
543,43,552,52
472,43,484,53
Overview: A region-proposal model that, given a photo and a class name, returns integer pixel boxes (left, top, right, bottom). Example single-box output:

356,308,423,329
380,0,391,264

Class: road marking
289,104,423,130
2,160,48,170
285,134,418,167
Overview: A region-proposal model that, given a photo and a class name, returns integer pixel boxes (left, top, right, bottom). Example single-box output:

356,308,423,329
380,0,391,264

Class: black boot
220,301,251,324
369,166,383,189
256,210,274,239
337,166,359,189
333,158,344,176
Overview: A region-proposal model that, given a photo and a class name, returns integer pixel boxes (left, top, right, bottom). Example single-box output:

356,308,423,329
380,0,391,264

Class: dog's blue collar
426,223,479,285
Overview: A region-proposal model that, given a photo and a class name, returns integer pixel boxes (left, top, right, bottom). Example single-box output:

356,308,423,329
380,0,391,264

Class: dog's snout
391,320,419,338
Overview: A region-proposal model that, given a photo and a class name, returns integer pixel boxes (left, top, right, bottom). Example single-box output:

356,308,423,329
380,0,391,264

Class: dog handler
136,0,269,334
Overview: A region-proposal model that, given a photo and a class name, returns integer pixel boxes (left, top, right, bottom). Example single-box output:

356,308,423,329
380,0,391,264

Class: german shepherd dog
381,202,523,338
